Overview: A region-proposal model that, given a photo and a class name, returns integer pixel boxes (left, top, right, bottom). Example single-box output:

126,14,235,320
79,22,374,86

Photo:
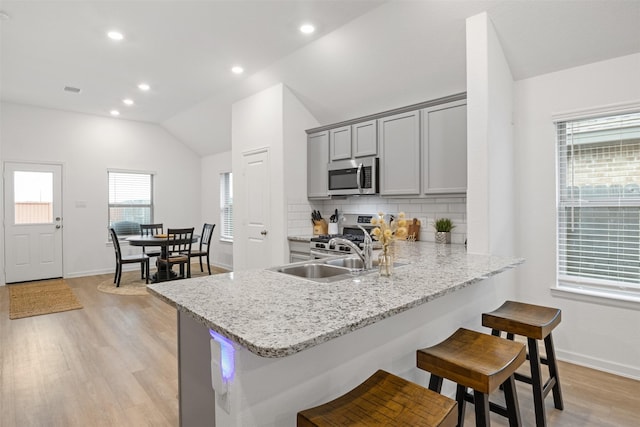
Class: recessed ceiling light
137,83,150,91
107,31,124,41
123,98,134,106
300,23,315,34
231,66,244,75
110,110,120,116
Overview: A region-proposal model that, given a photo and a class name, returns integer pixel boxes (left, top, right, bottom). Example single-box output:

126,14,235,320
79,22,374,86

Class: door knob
260,230,268,236
55,225,61,229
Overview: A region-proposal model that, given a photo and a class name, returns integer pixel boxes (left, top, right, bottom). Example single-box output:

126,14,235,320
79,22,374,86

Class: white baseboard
556,348,640,381
212,262,233,271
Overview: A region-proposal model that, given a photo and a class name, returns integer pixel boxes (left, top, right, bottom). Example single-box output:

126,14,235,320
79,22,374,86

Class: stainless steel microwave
327,157,378,196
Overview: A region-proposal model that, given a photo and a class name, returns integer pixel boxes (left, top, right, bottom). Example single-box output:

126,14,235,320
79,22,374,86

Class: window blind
108,171,153,236
220,172,233,240
556,112,640,292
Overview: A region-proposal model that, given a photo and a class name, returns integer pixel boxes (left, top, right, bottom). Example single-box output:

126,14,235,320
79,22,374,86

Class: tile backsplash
288,195,467,244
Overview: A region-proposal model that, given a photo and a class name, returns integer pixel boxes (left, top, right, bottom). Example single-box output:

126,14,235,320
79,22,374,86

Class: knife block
313,220,328,236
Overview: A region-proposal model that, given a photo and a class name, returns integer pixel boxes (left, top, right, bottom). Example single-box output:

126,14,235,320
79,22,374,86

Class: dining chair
139,223,164,258
158,227,194,280
185,223,215,274
109,228,149,287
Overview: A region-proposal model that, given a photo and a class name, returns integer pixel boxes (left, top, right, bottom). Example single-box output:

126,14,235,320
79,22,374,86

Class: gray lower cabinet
289,239,310,262
422,101,467,194
379,110,421,195
308,131,330,199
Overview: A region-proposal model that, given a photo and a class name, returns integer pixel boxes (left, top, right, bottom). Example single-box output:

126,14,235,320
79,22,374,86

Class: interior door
3,162,63,283
242,148,270,270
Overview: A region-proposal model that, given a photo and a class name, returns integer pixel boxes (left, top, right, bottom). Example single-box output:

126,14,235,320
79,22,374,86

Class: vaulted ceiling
2,1,639,156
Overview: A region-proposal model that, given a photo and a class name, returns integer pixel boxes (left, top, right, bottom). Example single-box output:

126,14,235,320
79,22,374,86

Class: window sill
219,238,233,244
551,285,640,311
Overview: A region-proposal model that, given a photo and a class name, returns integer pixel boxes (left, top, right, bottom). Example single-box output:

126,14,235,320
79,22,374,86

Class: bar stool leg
455,384,468,427
544,333,564,410
474,391,490,427
429,374,444,393
528,337,547,427
502,375,522,427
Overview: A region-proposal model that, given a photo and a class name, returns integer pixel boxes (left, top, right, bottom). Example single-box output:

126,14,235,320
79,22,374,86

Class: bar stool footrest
463,392,510,418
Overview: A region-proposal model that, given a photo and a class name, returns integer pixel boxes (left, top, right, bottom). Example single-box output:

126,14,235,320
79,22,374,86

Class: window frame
107,170,155,238
553,105,640,308
220,171,233,242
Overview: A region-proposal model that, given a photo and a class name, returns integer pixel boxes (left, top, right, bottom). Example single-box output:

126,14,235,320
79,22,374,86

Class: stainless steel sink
275,263,351,279
270,259,359,283
270,256,407,283
325,257,406,270
324,257,366,269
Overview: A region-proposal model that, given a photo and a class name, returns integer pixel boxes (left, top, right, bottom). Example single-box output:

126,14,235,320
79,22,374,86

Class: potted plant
433,218,455,244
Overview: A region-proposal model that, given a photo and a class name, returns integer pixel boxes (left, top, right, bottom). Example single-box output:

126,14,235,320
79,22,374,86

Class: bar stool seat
297,369,458,427
482,301,564,427
417,328,526,427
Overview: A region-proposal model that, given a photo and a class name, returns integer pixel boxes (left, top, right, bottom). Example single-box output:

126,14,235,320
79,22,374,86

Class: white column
465,12,516,256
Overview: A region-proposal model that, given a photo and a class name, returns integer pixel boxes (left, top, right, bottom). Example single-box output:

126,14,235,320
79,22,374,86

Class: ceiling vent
64,86,81,94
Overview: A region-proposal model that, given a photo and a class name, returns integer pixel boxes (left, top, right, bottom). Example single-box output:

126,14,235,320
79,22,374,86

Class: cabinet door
353,120,377,157
379,111,420,195
289,240,311,262
307,131,330,199
330,126,352,161
422,102,467,194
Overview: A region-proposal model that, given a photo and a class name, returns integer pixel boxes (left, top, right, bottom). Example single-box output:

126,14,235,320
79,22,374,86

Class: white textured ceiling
2,0,639,156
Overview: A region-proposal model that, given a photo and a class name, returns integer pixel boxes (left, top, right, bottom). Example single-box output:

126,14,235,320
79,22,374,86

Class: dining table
126,233,199,282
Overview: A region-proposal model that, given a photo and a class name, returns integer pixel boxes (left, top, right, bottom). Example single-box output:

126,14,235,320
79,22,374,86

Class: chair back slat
140,223,164,236
167,227,194,255
200,223,216,249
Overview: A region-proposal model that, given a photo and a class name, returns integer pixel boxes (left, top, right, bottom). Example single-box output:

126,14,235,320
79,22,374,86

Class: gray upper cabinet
352,120,377,157
329,126,352,161
379,111,420,195
422,101,467,194
308,131,330,199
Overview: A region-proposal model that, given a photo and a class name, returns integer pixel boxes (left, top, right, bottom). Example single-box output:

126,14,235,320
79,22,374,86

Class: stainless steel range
309,213,380,258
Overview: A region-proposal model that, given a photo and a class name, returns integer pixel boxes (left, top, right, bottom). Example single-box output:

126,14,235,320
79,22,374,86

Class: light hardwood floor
1,273,639,426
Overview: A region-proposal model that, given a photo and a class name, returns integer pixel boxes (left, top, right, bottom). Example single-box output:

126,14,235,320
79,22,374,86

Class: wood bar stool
297,369,458,427
417,328,526,427
482,301,564,427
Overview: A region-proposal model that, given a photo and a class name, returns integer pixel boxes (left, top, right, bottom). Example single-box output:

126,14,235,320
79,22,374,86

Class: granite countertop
148,241,523,358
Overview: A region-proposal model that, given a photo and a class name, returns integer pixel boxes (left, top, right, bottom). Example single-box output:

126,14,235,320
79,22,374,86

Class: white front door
242,148,270,269
3,162,63,283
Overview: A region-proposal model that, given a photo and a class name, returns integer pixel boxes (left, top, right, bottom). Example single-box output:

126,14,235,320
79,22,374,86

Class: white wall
0,103,3,284
1,102,201,280
282,86,320,256
201,150,233,270
232,84,320,270
513,53,640,379
232,84,284,271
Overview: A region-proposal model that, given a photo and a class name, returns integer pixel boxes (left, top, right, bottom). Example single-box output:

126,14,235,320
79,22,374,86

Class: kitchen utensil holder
327,223,339,235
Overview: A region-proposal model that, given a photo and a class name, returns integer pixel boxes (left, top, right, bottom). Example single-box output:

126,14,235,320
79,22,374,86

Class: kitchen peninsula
149,241,523,427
